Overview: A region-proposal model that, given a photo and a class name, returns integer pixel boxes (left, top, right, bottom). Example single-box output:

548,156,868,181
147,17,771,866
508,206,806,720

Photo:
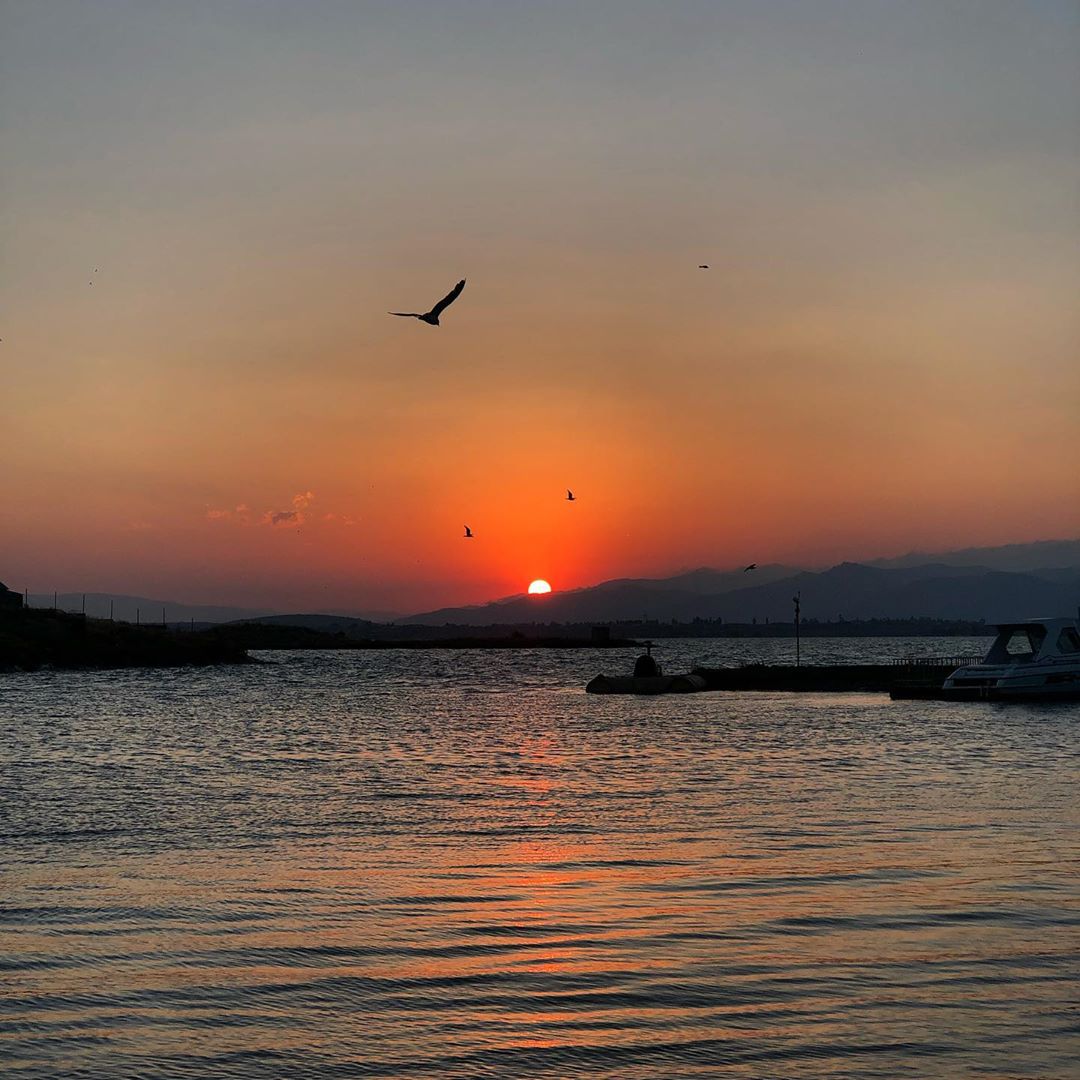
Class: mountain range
26,593,274,626
17,538,1080,629
867,538,1080,573
402,563,1078,627
402,539,1080,626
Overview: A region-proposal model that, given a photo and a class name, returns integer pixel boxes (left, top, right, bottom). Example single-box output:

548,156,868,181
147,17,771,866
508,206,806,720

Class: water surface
2,640,1078,1078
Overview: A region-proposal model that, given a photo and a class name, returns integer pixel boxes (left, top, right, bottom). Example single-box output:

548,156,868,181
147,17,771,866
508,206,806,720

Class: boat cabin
633,641,662,678
981,619,1080,666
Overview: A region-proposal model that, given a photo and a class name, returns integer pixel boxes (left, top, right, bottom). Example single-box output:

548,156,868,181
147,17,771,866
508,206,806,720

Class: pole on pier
136,607,140,626
162,606,166,627
793,591,801,667
109,599,114,622
53,591,57,611
82,593,86,615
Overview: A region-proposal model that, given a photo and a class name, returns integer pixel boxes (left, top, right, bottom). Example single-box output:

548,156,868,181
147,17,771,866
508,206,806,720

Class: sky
2,0,1078,615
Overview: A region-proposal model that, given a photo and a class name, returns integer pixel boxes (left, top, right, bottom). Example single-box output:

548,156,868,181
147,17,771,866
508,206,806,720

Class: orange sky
2,3,1078,614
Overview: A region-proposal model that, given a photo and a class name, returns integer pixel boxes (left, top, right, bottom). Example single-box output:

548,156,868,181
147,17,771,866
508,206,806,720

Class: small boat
586,641,708,695
935,617,1080,701
586,672,708,695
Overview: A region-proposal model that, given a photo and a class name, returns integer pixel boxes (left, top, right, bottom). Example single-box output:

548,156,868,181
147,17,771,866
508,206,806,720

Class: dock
690,661,960,694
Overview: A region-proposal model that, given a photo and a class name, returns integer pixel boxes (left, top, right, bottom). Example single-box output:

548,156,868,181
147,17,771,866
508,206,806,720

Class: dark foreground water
2,640,1078,1079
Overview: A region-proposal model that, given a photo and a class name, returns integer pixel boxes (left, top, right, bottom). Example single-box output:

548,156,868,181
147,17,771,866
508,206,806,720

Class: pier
691,659,971,695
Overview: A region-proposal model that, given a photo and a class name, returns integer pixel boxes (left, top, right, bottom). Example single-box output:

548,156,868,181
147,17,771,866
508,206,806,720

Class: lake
2,639,1078,1078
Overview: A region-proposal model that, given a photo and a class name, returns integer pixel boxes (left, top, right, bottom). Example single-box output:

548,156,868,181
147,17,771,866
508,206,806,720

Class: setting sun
528,580,552,595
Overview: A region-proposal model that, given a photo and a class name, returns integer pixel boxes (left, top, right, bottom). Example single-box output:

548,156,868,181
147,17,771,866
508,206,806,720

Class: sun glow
528,579,552,595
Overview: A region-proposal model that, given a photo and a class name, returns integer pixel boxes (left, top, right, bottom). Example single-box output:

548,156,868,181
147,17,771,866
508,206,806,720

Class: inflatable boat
586,641,709,695
586,672,708,695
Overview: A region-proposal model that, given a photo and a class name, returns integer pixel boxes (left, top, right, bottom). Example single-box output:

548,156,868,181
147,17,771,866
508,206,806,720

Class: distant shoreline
0,604,996,672
213,616,994,648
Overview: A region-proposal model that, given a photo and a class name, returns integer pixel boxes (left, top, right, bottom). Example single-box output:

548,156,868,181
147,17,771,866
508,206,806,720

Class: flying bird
390,278,466,325
464,525,473,538
698,264,710,269
744,563,757,572
566,489,575,501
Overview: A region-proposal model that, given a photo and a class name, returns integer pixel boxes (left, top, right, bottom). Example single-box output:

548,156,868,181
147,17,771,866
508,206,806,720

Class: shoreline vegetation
2,598,991,672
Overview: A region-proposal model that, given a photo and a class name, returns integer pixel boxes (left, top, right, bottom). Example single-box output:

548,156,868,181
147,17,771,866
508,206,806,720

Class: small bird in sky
464,525,473,538
744,563,757,572
390,278,466,326
698,264,710,269
566,489,575,501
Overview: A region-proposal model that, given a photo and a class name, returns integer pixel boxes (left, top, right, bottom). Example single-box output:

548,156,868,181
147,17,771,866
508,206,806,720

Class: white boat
942,617,1080,701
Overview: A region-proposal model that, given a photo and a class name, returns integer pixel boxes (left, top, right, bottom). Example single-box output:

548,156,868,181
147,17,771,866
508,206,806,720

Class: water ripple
2,643,1077,1078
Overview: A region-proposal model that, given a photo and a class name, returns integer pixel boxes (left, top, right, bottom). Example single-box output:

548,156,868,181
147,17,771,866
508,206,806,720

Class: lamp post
793,591,801,667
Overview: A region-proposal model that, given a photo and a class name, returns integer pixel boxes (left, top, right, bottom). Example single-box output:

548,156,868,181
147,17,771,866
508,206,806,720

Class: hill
402,560,1080,626
0,605,251,671
27,592,274,625
867,538,1080,572
403,564,803,626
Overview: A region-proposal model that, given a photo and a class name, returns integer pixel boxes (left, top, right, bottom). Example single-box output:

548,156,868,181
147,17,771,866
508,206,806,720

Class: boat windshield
984,625,1047,664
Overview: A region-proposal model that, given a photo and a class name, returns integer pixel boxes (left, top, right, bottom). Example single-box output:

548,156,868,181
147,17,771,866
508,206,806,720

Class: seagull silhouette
464,525,473,538
744,563,757,572
566,489,575,501
698,264,709,269
390,279,466,325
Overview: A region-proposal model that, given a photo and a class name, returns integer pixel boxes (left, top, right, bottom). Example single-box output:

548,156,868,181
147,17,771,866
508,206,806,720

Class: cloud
207,504,255,524
266,492,315,526
210,491,347,529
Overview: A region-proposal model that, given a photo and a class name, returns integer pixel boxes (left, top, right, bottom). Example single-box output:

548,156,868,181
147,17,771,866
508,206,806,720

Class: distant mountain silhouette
28,592,275,625
708,563,1078,623
23,593,403,625
402,560,1080,626
23,538,1075,630
867,538,1080,573
404,565,803,626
